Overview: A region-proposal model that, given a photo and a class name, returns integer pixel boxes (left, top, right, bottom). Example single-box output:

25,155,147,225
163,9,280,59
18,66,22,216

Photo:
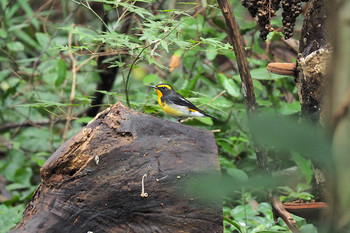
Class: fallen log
11,102,222,233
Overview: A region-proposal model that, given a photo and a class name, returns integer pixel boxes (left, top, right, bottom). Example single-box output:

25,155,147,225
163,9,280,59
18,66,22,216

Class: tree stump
11,102,222,233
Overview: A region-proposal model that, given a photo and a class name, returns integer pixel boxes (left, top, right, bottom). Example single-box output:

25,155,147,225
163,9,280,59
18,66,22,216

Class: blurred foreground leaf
185,173,284,201
0,204,25,233
249,114,332,167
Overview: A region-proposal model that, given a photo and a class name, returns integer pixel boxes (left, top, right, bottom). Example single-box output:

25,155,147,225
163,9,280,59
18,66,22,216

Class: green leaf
6,183,27,191
109,61,125,68
0,69,12,82
216,138,235,156
32,157,46,167
175,40,190,49
292,152,313,184
217,73,241,98
35,32,49,48
2,150,28,182
75,117,93,124
126,4,153,18
266,31,284,42
252,230,284,233
300,224,318,233
14,167,33,187
7,42,24,51
182,72,200,97
0,28,7,38
55,58,67,87
223,216,243,233
219,157,235,168
182,50,197,70
226,168,248,182
230,204,258,219
143,74,159,85
160,40,169,53
8,24,29,32
174,49,184,57
75,95,92,106
195,116,213,125
16,30,39,48
0,204,25,233
206,49,217,61
250,68,290,80
277,102,301,115
18,0,39,29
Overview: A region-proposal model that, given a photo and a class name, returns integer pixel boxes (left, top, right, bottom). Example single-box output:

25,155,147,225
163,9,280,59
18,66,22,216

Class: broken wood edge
283,201,328,223
267,62,296,76
270,193,300,233
283,201,328,210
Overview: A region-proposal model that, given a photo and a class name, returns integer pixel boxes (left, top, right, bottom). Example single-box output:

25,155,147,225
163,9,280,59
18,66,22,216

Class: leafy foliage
0,0,318,231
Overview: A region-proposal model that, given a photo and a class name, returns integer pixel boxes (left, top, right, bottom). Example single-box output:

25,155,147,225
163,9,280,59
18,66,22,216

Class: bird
151,83,216,121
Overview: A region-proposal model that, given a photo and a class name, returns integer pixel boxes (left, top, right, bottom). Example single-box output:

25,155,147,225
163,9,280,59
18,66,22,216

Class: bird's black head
151,83,174,95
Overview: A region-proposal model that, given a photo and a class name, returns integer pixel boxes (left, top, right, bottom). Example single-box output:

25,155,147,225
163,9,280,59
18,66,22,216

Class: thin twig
113,0,134,31
74,0,111,32
268,0,272,30
202,90,226,110
49,115,56,153
124,20,185,107
11,0,54,41
0,118,73,132
32,5,79,78
270,194,300,233
76,45,102,72
281,38,299,54
217,0,257,115
59,28,101,142
63,27,78,142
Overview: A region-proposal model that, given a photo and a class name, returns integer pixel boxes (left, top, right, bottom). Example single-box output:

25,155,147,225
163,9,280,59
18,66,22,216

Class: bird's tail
202,111,217,121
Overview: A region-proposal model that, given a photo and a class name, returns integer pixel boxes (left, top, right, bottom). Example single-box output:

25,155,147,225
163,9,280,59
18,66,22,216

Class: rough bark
296,0,331,123
217,0,257,116
11,102,222,233
293,1,336,227
295,0,332,205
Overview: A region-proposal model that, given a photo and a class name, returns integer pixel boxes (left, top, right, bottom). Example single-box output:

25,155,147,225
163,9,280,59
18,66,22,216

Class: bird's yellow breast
156,90,183,117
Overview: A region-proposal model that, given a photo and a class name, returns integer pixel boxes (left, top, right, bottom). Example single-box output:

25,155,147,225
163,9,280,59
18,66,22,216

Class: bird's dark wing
164,93,202,111
162,92,217,120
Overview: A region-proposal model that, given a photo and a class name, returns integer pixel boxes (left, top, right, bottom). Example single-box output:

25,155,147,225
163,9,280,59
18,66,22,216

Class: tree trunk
11,102,222,233
296,0,331,123
295,0,332,204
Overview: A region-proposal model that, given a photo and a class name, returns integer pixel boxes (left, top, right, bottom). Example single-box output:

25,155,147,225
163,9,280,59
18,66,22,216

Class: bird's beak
150,85,157,89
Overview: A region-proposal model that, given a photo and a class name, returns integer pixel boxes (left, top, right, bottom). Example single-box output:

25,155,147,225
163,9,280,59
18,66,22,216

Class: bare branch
271,194,300,233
